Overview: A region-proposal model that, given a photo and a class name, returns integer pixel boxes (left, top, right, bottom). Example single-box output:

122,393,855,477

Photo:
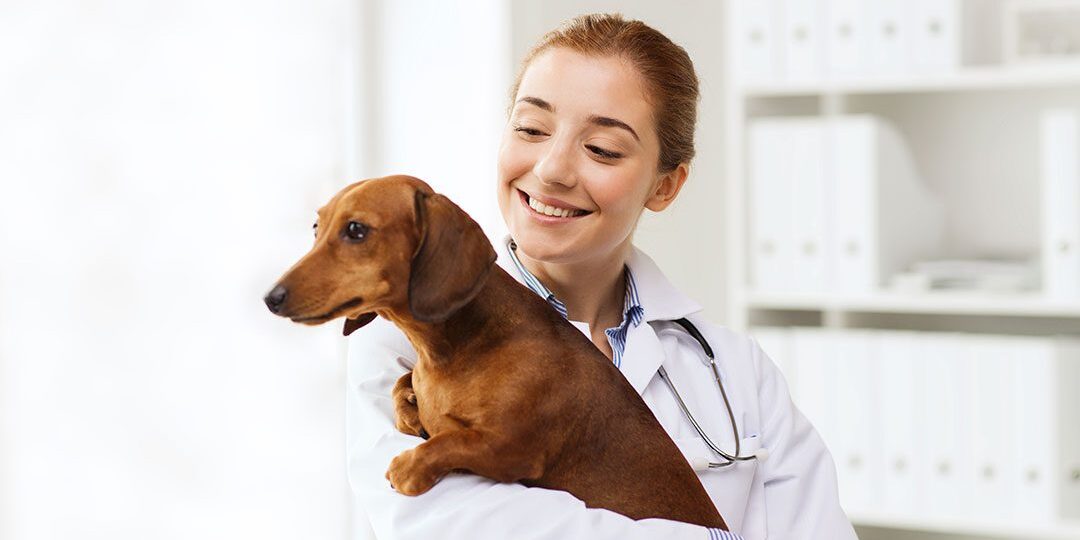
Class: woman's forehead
516,48,654,129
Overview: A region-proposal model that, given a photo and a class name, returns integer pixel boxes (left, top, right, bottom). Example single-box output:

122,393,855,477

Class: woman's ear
645,163,689,212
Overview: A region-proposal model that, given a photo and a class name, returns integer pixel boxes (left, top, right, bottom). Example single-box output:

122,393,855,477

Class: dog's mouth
290,297,365,323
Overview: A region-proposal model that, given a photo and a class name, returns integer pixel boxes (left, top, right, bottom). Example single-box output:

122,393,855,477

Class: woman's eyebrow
516,95,640,142
517,96,553,111
587,114,640,142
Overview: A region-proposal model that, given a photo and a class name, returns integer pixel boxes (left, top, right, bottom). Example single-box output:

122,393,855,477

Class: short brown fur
267,175,726,529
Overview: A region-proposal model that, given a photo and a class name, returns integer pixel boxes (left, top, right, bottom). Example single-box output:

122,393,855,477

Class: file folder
782,0,824,83
1040,109,1080,299
733,0,783,85
824,0,868,77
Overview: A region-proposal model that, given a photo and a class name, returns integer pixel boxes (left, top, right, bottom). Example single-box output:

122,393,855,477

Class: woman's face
497,48,674,265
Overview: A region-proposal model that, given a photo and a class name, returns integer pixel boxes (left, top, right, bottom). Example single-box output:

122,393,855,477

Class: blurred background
1,0,1079,539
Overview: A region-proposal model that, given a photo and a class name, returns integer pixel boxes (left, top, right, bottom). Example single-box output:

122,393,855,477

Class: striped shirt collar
506,237,644,367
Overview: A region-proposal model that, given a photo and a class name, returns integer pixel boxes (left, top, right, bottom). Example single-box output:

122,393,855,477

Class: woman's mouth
517,189,592,220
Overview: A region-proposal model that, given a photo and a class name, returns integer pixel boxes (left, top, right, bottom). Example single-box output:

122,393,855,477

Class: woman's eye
344,221,368,241
514,126,546,137
586,145,623,159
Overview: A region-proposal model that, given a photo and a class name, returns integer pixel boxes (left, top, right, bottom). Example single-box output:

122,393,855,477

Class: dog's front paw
393,372,428,439
386,448,440,496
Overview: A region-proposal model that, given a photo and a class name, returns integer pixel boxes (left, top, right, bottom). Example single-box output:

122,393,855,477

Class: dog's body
384,266,723,527
266,175,725,529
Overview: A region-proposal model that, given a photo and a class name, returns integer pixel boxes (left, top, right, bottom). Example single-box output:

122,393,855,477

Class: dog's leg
386,429,544,496
392,371,428,439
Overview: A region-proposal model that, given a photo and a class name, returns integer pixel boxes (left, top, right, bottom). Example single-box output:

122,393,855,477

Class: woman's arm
346,316,727,540
749,338,858,539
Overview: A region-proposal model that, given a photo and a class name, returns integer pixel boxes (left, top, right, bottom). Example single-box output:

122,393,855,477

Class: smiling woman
496,28,694,354
346,12,857,540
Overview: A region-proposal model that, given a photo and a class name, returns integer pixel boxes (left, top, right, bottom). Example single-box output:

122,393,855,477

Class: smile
517,189,592,219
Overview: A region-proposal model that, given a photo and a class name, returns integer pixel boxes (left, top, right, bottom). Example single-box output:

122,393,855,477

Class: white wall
358,0,512,241
0,0,354,538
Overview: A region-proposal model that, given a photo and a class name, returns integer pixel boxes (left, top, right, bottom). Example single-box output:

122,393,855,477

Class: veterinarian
346,13,857,540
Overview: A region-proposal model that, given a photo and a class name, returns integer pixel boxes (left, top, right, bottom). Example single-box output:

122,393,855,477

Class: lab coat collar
494,234,704,395
493,234,703,322
624,247,704,324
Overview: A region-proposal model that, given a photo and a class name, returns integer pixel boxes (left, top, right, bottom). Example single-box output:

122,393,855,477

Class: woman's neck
516,239,633,333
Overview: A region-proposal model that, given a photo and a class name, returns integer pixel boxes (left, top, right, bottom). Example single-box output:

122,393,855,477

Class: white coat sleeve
346,317,720,540
749,338,858,540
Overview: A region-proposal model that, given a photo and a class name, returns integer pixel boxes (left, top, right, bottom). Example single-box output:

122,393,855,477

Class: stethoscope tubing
661,318,763,469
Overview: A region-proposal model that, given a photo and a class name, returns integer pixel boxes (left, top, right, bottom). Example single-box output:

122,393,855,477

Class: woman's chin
512,232,579,263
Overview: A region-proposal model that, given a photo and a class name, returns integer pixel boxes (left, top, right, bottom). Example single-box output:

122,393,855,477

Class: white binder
749,121,795,293
829,330,880,515
749,119,828,294
827,116,943,295
909,0,960,74
866,0,909,77
966,335,1014,521
782,0,824,84
915,333,976,520
874,330,921,517
823,0,868,78
1040,109,1080,299
1010,337,1056,523
788,120,829,294
1009,337,1080,523
733,0,782,85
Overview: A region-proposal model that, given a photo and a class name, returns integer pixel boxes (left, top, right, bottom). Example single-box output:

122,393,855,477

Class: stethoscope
658,318,771,471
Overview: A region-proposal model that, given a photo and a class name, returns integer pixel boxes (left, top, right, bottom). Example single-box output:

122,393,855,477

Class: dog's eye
345,221,368,241
312,221,318,238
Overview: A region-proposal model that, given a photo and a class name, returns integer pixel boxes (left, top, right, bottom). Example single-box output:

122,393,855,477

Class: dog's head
264,175,497,336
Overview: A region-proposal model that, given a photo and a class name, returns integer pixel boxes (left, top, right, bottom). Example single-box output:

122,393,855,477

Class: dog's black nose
264,284,288,313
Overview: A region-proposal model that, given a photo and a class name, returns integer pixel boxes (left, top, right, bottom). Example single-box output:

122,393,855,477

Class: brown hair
508,13,699,173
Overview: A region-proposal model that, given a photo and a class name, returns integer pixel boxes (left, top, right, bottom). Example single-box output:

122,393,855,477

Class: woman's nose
533,135,578,188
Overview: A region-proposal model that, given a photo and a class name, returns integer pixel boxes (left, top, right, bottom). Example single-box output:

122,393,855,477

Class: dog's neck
378,268,517,365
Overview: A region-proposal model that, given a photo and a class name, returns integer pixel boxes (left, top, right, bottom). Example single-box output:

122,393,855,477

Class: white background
1,0,355,537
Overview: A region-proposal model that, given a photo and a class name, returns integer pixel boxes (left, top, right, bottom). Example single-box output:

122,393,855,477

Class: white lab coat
346,234,858,539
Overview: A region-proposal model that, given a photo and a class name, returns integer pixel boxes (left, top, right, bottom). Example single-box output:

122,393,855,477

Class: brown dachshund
265,175,726,530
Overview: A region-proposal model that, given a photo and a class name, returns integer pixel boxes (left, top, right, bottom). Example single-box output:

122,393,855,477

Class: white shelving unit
723,1,1080,538
742,61,1080,97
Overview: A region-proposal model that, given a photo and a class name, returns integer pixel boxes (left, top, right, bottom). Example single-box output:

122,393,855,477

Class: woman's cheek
498,138,535,181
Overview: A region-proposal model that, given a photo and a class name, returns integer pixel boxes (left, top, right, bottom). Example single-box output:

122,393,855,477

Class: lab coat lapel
625,246,703,322
621,321,666,394
620,247,704,395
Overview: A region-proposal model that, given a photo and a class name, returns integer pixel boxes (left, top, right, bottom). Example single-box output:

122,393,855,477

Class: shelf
852,512,1080,540
740,61,1080,97
746,291,1080,318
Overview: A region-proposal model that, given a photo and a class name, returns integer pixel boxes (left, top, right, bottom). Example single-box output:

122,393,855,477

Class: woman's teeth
527,196,587,218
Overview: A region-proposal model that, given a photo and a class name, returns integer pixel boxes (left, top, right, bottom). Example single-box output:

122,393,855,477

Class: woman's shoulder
681,313,751,351
680,314,773,379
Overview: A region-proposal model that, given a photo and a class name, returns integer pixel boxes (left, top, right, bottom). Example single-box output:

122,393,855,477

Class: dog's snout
264,284,288,313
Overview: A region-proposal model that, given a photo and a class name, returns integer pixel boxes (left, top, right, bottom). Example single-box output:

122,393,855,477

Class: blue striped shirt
709,527,742,540
506,238,643,368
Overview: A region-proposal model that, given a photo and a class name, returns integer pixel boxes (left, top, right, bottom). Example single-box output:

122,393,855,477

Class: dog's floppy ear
409,190,497,323
343,312,378,336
